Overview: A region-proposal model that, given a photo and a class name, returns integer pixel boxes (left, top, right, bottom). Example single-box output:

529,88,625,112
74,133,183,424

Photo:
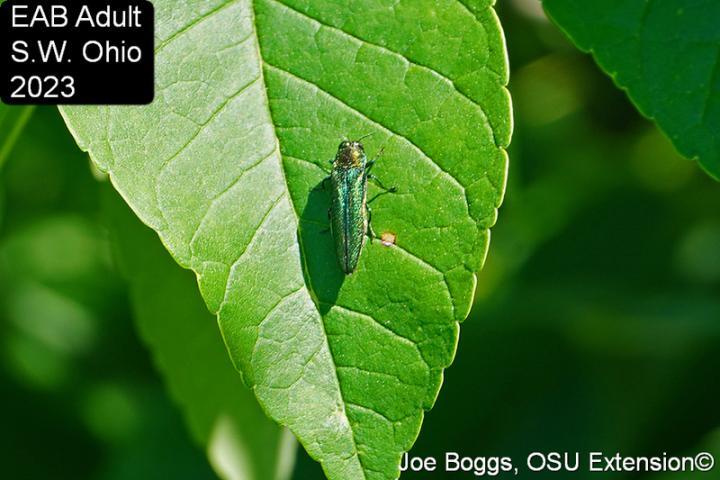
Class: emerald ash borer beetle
319,137,396,274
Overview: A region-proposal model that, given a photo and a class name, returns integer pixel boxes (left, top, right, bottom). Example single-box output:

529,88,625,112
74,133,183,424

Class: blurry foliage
0,108,217,480
1,2,719,480
104,185,295,480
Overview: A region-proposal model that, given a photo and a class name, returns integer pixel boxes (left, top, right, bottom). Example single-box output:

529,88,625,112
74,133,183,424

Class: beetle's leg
366,146,396,200
368,191,392,204
367,147,385,169
368,224,377,239
319,208,331,234
366,205,377,239
367,174,397,193
365,147,396,192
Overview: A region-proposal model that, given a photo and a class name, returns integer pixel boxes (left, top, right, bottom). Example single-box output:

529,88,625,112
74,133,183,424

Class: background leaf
59,0,511,478
0,107,221,480
103,186,296,480
542,0,720,179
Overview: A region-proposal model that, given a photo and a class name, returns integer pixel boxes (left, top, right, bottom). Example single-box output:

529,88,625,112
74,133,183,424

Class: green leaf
542,0,720,179
104,186,296,480
60,0,511,478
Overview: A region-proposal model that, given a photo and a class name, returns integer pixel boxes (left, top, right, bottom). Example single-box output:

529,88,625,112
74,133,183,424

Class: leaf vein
189,147,277,256
216,190,287,313
322,304,422,353
336,365,422,389
155,0,239,53
155,75,261,184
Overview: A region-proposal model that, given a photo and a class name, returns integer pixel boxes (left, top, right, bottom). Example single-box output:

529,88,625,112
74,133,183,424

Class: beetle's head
338,139,364,150
335,140,365,167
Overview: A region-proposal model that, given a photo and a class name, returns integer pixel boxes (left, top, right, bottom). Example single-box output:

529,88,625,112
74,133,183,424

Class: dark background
1,2,719,479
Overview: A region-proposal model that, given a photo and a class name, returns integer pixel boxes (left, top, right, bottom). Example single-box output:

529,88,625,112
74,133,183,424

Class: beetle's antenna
355,132,375,142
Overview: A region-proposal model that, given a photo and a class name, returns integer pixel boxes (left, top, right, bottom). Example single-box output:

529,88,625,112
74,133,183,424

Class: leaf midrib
245,0,373,476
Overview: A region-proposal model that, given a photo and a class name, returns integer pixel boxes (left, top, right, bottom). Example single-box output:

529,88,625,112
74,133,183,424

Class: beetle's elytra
323,139,395,274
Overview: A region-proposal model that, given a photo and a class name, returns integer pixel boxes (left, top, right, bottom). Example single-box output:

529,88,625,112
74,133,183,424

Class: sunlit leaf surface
60,1,511,477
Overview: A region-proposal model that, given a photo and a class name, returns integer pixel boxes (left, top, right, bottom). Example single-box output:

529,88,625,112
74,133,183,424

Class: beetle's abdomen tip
339,263,355,275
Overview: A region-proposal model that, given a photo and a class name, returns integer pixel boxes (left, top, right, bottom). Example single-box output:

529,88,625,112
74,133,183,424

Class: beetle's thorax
334,141,366,168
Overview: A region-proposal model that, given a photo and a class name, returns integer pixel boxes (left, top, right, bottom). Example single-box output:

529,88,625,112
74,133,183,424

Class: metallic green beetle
324,139,395,274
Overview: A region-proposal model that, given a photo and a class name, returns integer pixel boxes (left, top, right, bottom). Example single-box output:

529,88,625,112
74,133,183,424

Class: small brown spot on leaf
381,232,396,247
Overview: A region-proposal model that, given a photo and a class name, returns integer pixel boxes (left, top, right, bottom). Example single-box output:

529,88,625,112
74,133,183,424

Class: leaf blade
60,0,511,478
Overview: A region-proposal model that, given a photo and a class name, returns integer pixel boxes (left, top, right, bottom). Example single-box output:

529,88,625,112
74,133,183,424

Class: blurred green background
1,2,719,479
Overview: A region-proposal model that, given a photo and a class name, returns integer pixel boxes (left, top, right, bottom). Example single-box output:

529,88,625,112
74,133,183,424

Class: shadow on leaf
298,180,345,315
